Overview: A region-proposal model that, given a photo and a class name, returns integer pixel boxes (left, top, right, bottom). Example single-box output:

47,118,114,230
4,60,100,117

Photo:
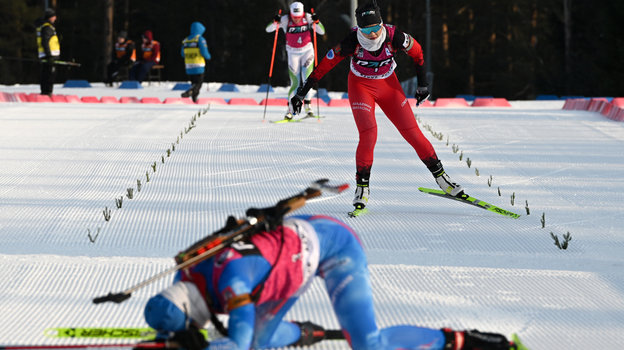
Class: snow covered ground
1,82,623,349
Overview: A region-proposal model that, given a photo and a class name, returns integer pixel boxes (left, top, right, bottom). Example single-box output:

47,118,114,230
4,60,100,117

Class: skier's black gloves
291,79,315,114
290,94,304,115
442,328,511,350
414,86,430,105
290,321,326,346
312,13,319,22
171,325,209,350
274,14,281,22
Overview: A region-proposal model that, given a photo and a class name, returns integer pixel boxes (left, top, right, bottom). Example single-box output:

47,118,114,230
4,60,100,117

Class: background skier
265,2,325,120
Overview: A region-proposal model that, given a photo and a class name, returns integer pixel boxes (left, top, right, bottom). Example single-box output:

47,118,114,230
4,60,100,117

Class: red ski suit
307,25,436,177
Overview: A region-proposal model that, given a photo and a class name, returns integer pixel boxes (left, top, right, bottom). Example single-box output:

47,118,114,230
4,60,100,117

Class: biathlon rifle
93,179,348,304
0,55,81,67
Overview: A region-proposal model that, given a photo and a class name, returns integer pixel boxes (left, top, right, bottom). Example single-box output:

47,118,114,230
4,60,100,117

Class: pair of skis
17,324,346,349
271,113,324,124
11,327,528,350
349,187,521,219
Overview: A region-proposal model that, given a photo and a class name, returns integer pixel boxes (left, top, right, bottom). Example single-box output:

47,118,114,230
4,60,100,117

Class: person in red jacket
129,30,160,82
291,1,463,215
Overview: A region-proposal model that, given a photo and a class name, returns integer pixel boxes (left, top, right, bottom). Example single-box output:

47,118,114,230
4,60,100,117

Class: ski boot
435,172,464,197
304,103,315,118
284,112,294,120
428,160,464,197
349,183,369,217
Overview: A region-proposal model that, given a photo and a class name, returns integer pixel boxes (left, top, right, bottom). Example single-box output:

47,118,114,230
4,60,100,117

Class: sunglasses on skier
359,24,382,35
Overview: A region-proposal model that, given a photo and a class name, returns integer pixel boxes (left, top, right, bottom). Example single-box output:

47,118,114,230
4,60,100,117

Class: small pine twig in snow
103,207,111,221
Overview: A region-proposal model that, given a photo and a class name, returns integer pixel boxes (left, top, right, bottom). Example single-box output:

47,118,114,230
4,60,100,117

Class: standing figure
36,8,60,96
265,2,325,120
106,31,136,86
181,22,211,103
130,30,161,83
144,214,517,350
291,1,463,214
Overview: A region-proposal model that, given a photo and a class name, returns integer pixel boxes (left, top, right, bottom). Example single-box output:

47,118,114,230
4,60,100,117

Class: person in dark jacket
180,22,211,103
36,8,60,96
129,30,161,82
106,31,136,86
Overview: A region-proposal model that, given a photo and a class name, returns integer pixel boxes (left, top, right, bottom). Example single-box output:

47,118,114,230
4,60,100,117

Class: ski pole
2,326,346,349
0,56,81,67
311,8,321,119
93,179,348,304
263,9,282,122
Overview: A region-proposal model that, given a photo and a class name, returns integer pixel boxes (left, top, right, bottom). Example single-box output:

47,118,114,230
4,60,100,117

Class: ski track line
418,107,624,236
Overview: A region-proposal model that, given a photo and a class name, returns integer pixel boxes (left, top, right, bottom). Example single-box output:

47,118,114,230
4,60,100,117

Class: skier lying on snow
144,214,518,349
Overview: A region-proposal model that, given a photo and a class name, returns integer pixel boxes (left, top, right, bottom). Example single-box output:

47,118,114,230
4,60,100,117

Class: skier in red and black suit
291,1,464,214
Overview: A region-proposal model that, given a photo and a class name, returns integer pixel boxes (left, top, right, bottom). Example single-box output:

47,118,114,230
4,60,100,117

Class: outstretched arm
290,33,356,113
306,13,326,35
265,15,287,33
393,28,429,103
394,29,427,87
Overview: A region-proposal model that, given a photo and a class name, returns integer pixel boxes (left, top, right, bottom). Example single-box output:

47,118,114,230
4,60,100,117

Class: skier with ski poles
140,193,518,349
265,2,325,120
290,1,463,216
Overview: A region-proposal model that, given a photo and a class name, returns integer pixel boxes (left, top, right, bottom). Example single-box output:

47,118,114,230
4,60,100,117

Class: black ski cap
44,8,56,19
355,2,382,27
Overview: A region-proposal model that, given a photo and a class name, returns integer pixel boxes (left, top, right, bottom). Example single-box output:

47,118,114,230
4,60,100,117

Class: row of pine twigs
415,115,572,250
87,106,210,243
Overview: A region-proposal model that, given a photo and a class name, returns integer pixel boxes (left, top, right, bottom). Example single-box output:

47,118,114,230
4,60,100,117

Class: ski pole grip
324,329,345,340
92,292,132,304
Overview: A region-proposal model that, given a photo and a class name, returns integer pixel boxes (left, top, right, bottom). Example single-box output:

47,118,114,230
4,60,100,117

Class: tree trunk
563,0,572,94
104,0,113,65
468,7,475,95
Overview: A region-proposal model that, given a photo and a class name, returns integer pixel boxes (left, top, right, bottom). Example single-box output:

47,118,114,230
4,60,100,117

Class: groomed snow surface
1,83,624,349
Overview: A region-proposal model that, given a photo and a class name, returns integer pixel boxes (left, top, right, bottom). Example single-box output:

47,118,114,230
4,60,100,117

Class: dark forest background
1,0,622,99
